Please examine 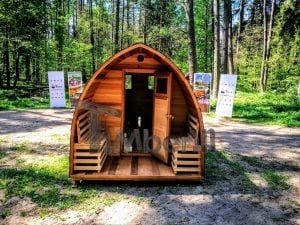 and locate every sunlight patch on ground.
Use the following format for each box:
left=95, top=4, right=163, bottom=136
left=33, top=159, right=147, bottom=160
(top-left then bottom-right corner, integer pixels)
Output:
left=248, top=172, right=268, bottom=188
left=180, top=194, right=214, bottom=205
left=96, top=200, right=148, bottom=225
